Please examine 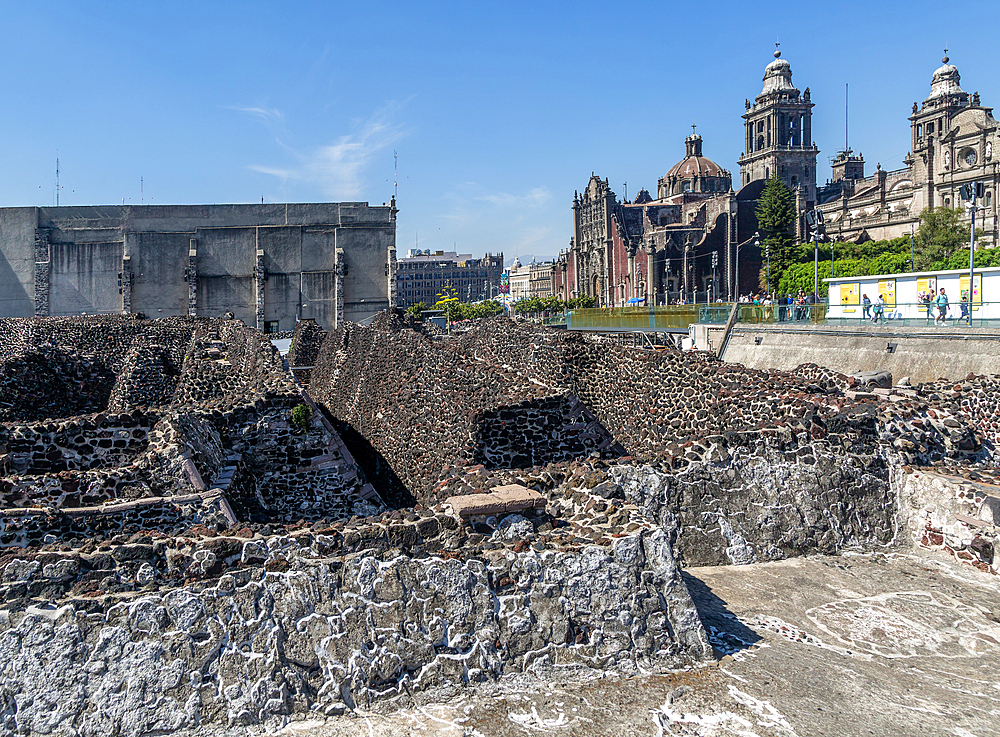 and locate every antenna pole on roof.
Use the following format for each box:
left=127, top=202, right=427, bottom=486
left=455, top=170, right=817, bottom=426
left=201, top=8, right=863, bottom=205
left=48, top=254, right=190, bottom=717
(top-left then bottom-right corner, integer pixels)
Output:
left=845, top=83, right=849, bottom=152
left=55, top=154, right=60, bottom=207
